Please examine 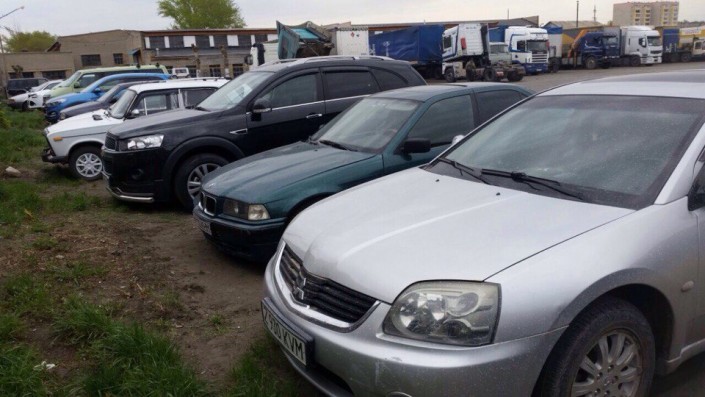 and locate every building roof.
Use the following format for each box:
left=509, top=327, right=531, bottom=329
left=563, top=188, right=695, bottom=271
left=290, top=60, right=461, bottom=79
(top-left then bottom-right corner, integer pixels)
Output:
left=142, top=28, right=276, bottom=36
left=544, top=20, right=604, bottom=29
